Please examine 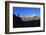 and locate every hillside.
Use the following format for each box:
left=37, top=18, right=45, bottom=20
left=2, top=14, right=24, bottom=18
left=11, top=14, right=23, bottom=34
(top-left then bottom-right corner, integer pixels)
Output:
left=13, top=14, right=40, bottom=28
